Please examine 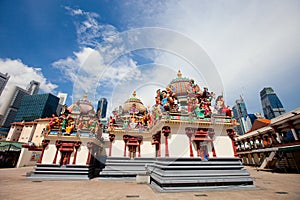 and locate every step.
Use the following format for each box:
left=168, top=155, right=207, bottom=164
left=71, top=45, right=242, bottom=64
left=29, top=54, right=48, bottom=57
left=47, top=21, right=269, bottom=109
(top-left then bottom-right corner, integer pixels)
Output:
left=33, top=170, right=89, bottom=175
left=150, top=181, right=255, bottom=193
